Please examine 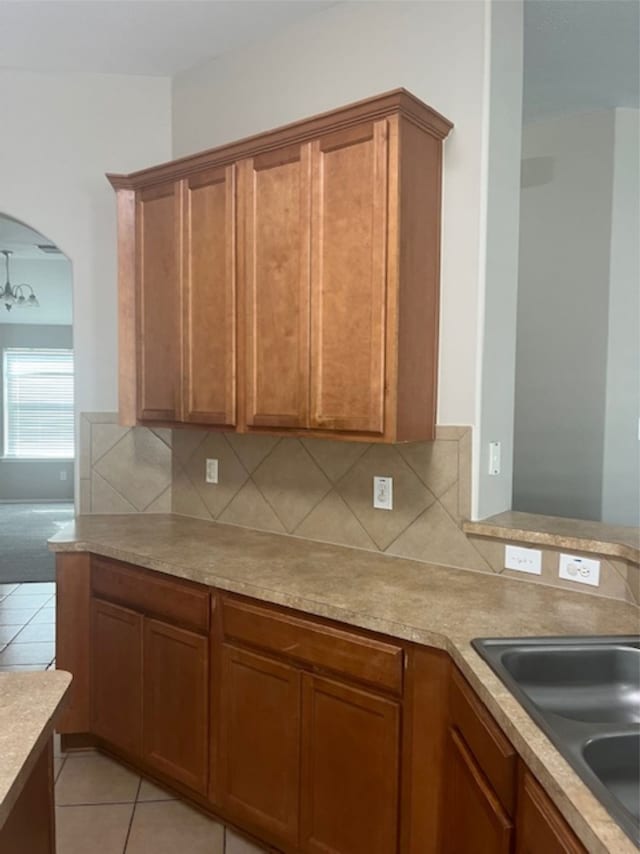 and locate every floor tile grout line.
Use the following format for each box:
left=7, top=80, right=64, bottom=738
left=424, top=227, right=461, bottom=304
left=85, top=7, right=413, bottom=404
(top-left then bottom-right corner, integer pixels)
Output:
left=57, top=799, right=140, bottom=808
left=122, top=778, right=143, bottom=853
